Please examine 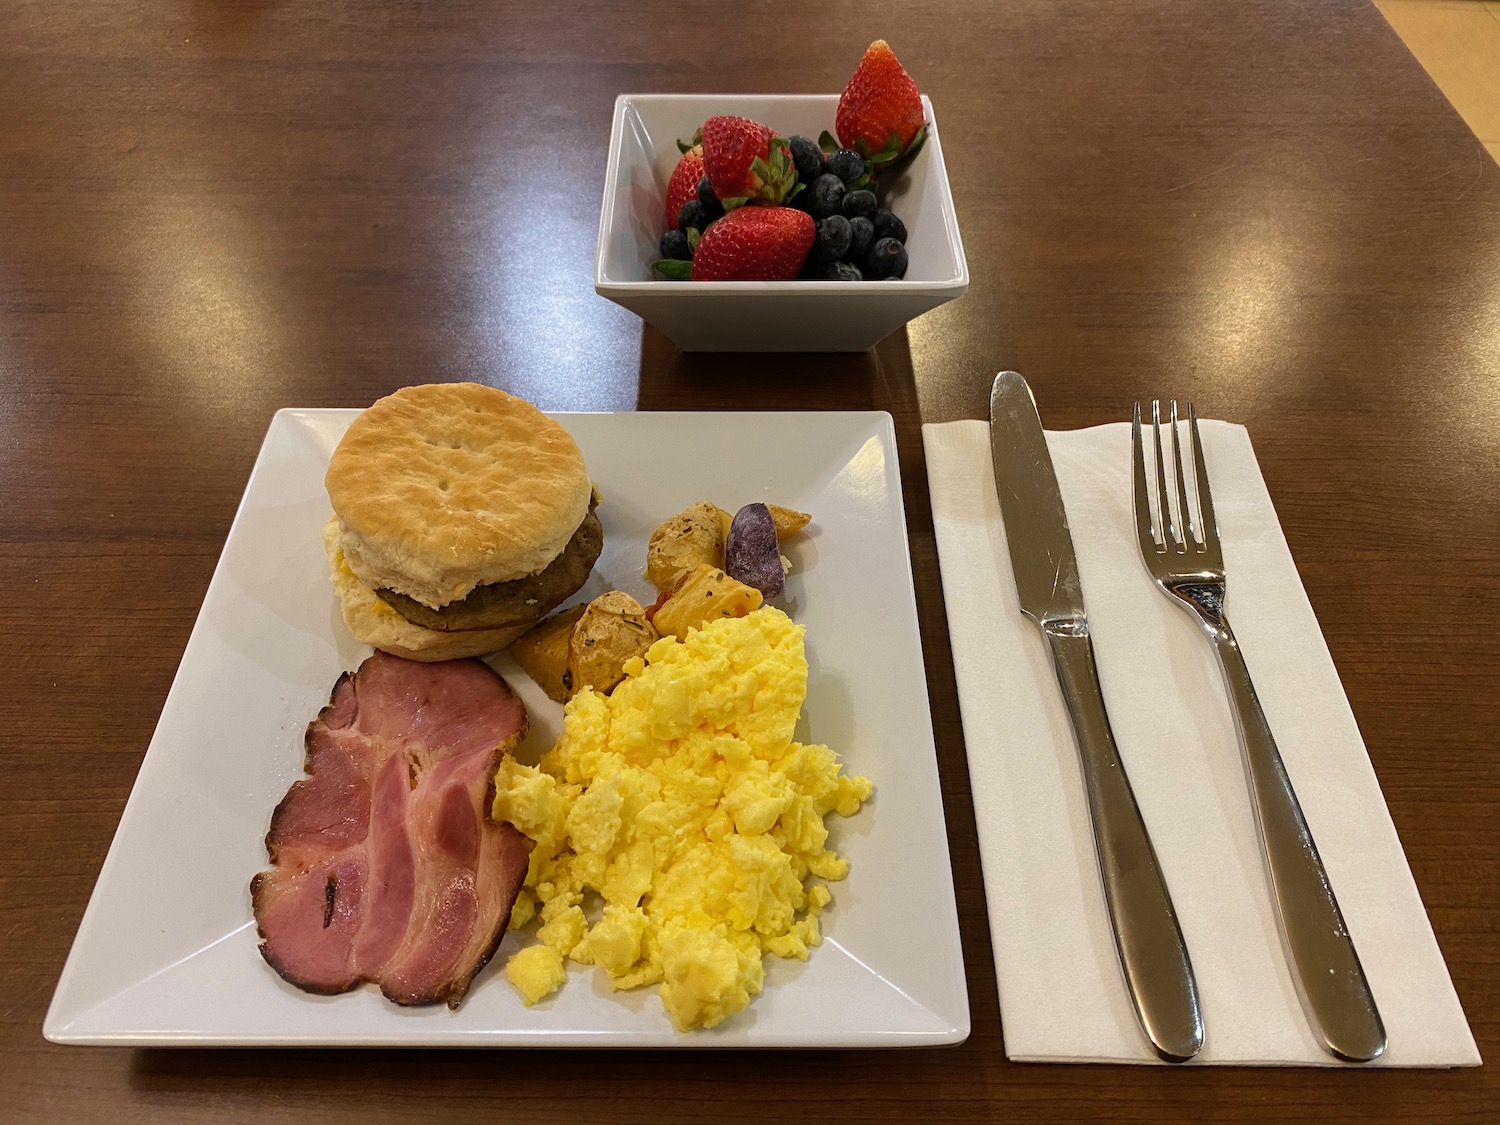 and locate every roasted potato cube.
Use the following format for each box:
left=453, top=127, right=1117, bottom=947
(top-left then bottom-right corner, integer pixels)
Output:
left=715, top=502, right=809, bottom=541
left=509, top=604, right=586, bottom=703
left=646, top=501, right=726, bottom=592
left=767, top=504, right=811, bottom=539
left=713, top=504, right=735, bottom=539
left=653, top=564, right=764, bottom=640
left=725, top=503, right=784, bottom=599
left=568, top=592, right=659, bottom=696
